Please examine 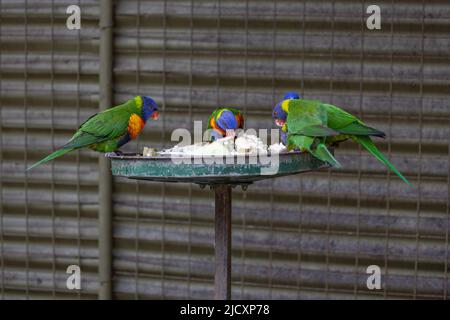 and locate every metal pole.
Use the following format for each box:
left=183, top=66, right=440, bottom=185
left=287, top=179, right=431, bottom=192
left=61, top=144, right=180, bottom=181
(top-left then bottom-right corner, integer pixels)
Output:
left=214, top=185, right=232, bottom=300
left=98, top=0, right=113, bottom=300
